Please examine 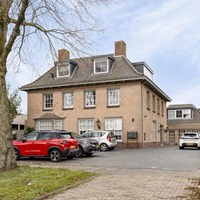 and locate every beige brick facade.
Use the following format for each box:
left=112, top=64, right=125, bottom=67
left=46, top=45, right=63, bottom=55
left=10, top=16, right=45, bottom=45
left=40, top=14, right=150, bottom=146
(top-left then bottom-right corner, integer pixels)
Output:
left=27, top=81, right=168, bottom=148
